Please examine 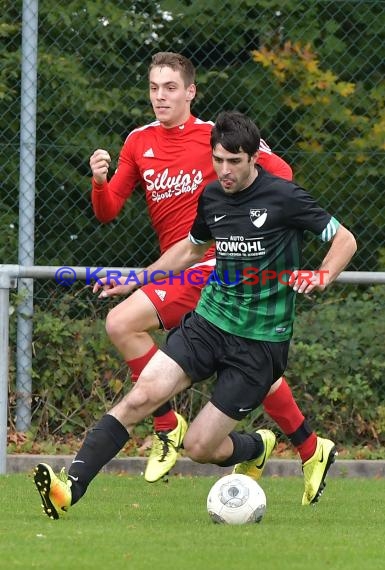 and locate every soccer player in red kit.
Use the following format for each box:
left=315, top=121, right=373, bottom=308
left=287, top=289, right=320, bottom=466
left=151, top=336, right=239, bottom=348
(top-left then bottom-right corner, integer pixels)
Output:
left=88, top=52, right=335, bottom=503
